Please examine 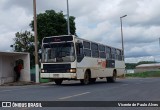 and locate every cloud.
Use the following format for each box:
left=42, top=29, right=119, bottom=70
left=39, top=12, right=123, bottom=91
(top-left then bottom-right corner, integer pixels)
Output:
left=0, top=31, right=15, bottom=51
left=0, top=1, right=32, bottom=52
left=125, top=56, right=157, bottom=63
left=0, top=0, right=160, bottom=63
